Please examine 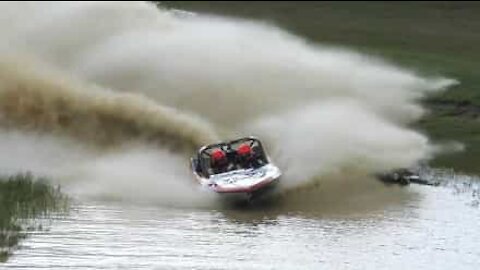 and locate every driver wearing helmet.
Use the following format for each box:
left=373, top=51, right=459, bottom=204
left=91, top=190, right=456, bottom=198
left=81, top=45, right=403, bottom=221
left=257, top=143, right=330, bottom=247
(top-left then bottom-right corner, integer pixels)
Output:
left=211, top=148, right=230, bottom=174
